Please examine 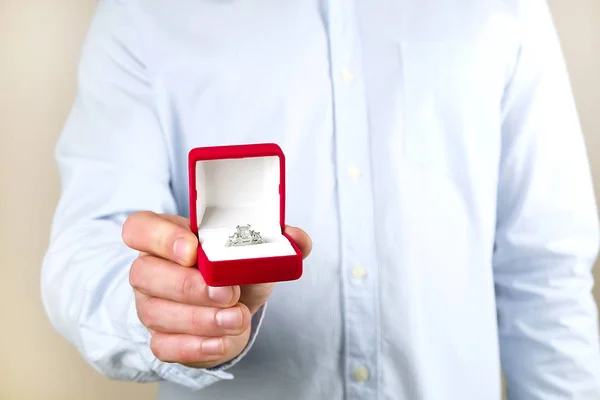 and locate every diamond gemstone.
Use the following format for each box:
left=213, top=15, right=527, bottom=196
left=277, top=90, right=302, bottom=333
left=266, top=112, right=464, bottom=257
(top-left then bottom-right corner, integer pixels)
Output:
left=238, top=225, right=251, bottom=239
